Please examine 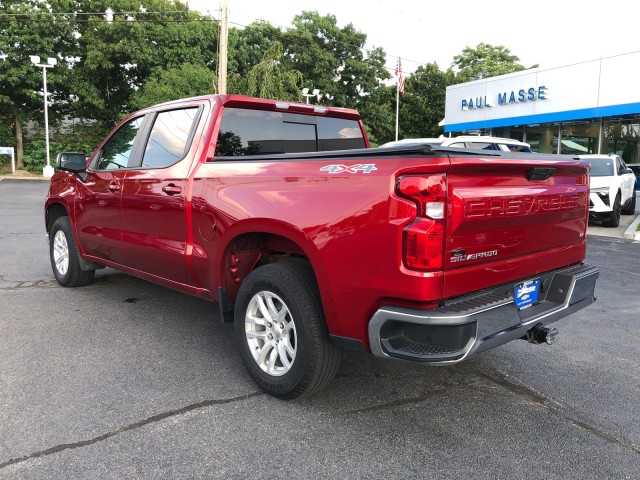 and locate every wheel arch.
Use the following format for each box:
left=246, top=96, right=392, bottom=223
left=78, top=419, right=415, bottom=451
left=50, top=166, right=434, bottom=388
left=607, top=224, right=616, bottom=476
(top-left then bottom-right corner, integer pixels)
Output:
left=215, top=221, right=337, bottom=331
left=46, top=202, right=69, bottom=234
